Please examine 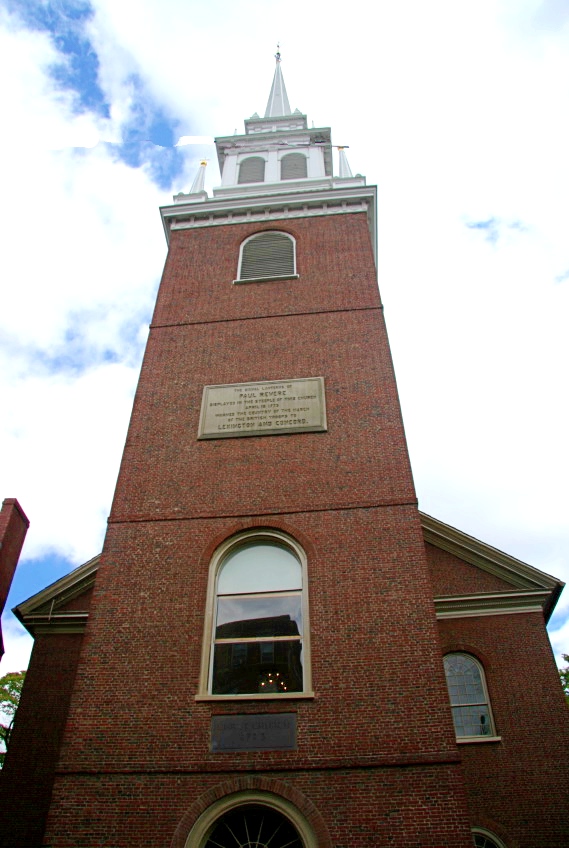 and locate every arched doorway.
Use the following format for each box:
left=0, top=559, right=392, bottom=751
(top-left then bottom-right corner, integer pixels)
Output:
left=202, top=803, right=303, bottom=847
left=184, top=791, right=318, bottom=848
